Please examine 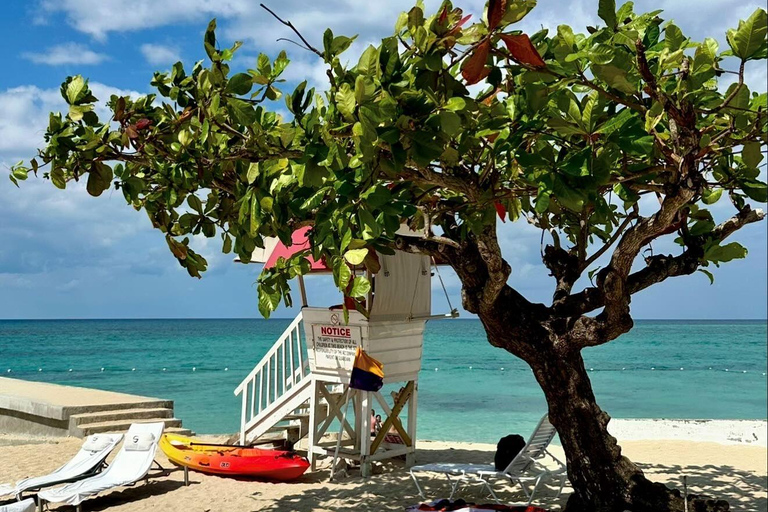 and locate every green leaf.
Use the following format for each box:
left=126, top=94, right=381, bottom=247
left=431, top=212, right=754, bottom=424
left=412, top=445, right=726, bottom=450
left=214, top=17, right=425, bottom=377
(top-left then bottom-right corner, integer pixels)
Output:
left=65, top=75, right=86, bottom=104
left=741, top=180, right=768, bottom=202
left=698, top=268, right=715, bottom=285
left=592, top=64, right=637, bottom=93
left=260, top=196, right=273, bottom=212
left=742, top=141, right=764, bottom=169
left=598, top=0, right=617, bottom=29
left=503, top=0, right=537, bottom=24
left=86, top=162, right=112, bottom=197
left=348, top=276, right=371, bottom=298
left=438, top=111, right=462, bottom=136
left=226, top=73, right=253, bottom=95
left=726, top=8, right=768, bottom=60
left=226, top=97, right=257, bottom=125
left=446, top=97, right=467, bottom=111
left=704, top=242, right=748, bottom=266
left=247, top=163, right=259, bottom=184
left=664, top=23, right=684, bottom=51
left=344, top=248, right=369, bottom=265
left=335, top=83, right=356, bottom=120
left=701, top=188, right=722, bottom=205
